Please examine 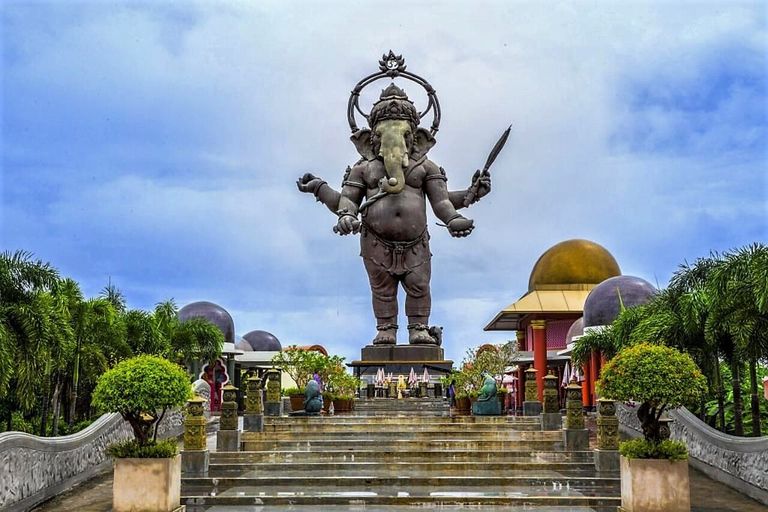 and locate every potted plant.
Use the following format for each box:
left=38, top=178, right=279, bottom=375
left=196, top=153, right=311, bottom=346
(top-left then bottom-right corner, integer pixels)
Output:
left=92, top=355, right=192, bottom=512
left=596, top=343, right=707, bottom=512
left=282, top=386, right=305, bottom=412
